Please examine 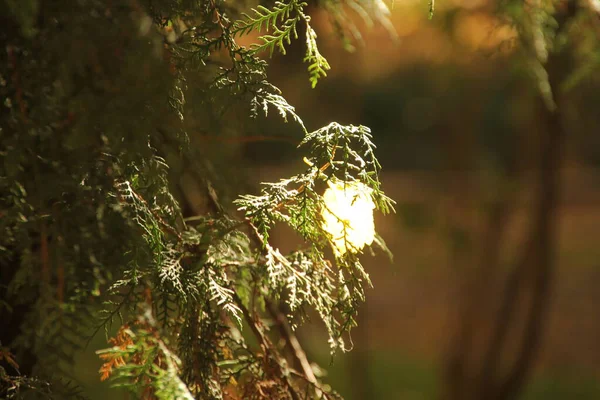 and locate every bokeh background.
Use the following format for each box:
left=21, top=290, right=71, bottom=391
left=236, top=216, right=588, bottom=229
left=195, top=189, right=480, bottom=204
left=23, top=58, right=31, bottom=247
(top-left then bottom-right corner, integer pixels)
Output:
left=75, top=1, right=600, bottom=398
